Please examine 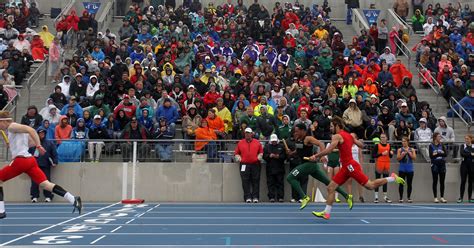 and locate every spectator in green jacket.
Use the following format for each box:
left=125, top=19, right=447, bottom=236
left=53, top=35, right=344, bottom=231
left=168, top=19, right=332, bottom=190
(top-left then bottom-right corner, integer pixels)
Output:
left=411, top=9, right=425, bottom=32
